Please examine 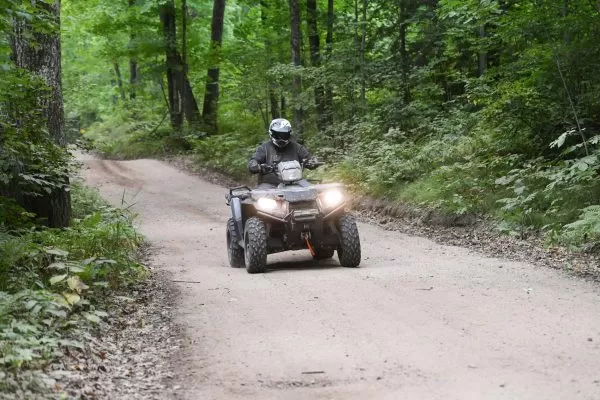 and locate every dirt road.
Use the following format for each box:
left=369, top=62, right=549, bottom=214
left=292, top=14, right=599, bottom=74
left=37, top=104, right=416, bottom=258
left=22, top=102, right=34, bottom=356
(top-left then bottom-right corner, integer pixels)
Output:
left=81, top=155, right=600, bottom=400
